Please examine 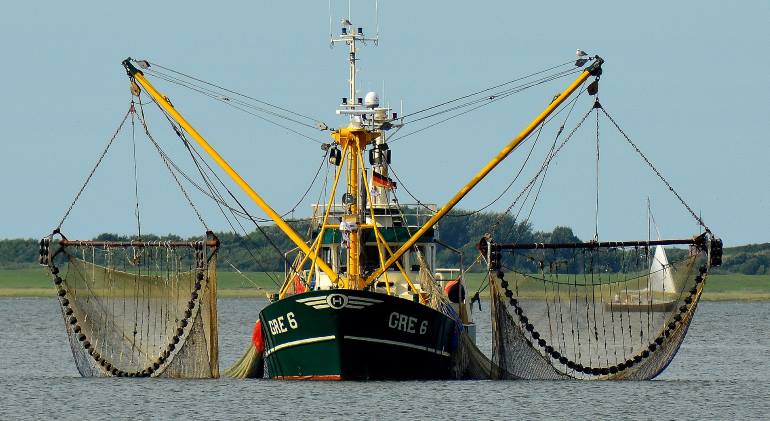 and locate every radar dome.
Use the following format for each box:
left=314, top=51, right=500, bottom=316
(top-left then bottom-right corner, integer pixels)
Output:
left=364, top=91, right=379, bottom=109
